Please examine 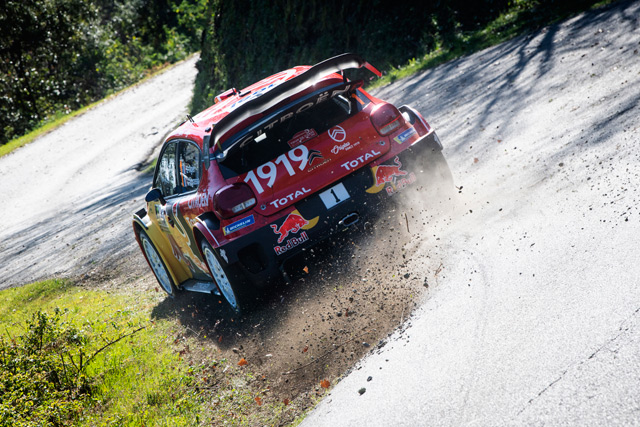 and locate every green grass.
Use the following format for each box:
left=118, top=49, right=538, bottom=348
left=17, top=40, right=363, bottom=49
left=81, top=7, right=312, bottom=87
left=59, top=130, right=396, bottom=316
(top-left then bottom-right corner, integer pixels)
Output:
left=0, top=279, right=202, bottom=426
left=370, top=0, right=616, bottom=89
left=0, top=279, right=296, bottom=426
